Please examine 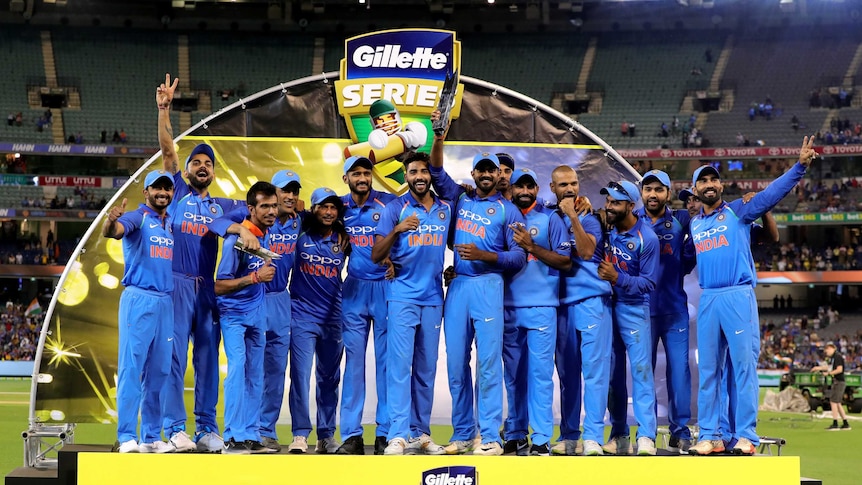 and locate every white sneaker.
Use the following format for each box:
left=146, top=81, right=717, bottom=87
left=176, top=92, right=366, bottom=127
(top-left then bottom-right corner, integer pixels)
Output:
left=637, top=437, right=657, bottom=456
left=583, top=440, right=604, bottom=456
left=405, top=434, right=446, bottom=455
left=384, top=437, right=407, bottom=455
left=169, top=430, right=197, bottom=452
left=194, top=431, right=224, bottom=453
left=117, top=439, right=139, bottom=453
left=315, top=437, right=340, bottom=454
left=473, top=441, right=504, bottom=456
left=288, top=436, right=308, bottom=454
left=139, top=441, right=176, bottom=453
